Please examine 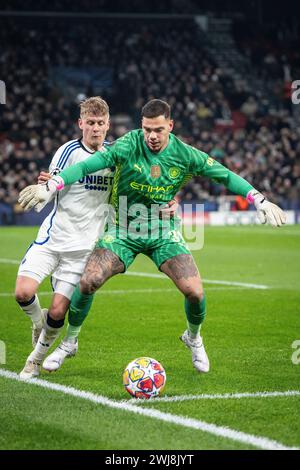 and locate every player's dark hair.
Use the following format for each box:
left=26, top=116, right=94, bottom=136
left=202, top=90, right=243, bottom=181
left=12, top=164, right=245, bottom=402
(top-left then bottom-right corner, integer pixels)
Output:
left=141, top=99, right=171, bottom=119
